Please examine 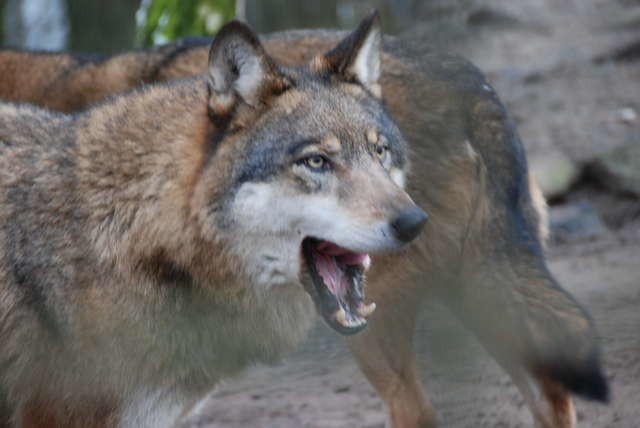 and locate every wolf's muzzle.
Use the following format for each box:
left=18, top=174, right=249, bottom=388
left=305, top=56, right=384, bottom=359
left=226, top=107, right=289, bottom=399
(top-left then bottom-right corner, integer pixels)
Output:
left=391, top=206, right=428, bottom=243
